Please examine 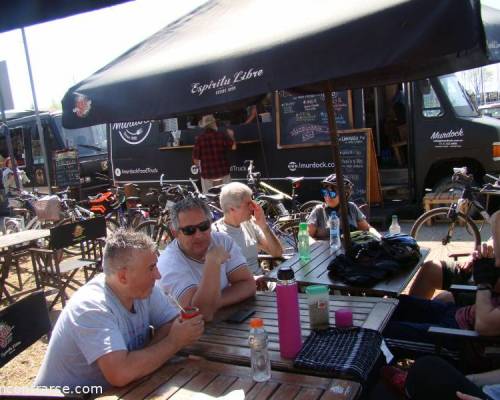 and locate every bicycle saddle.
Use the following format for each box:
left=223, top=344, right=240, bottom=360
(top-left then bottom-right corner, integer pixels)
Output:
left=286, top=176, right=304, bottom=184
left=258, top=194, right=285, bottom=202
left=208, top=185, right=224, bottom=194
